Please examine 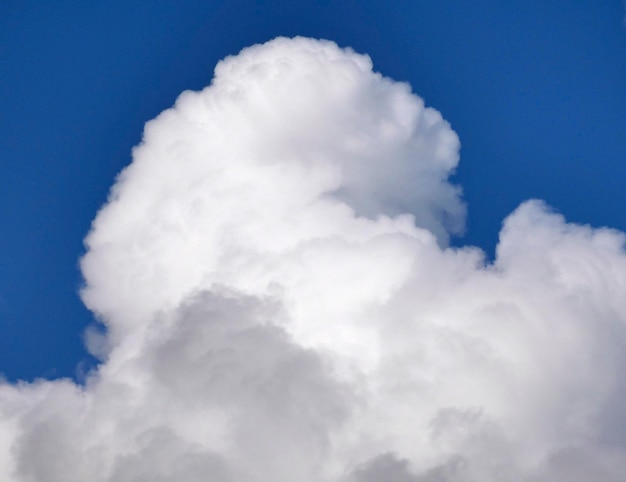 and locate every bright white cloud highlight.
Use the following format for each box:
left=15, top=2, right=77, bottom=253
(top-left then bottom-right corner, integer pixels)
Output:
left=2, top=37, right=626, bottom=481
